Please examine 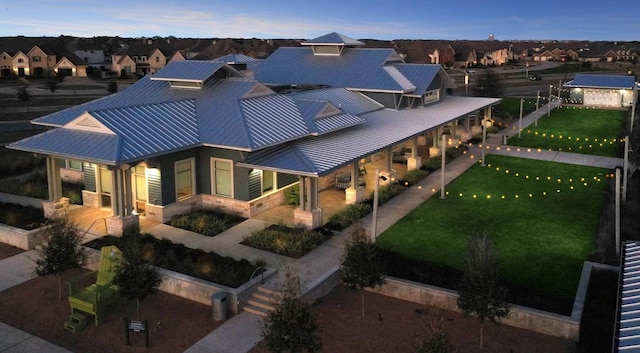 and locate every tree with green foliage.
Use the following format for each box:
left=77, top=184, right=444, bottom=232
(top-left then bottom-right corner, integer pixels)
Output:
left=15, top=86, right=30, bottom=103
left=340, top=227, right=385, bottom=317
left=35, top=218, right=87, bottom=301
left=107, top=80, right=118, bottom=94
left=44, top=70, right=60, bottom=93
left=112, top=234, right=163, bottom=320
left=456, top=233, right=510, bottom=349
left=474, top=70, right=504, bottom=98
left=262, top=296, right=322, bottom=353
left=262, top=263, right=322, bottom=353
left=413, top=311, right=451, bottom=353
